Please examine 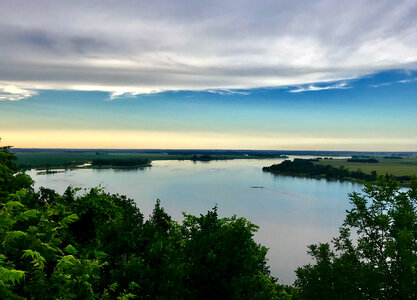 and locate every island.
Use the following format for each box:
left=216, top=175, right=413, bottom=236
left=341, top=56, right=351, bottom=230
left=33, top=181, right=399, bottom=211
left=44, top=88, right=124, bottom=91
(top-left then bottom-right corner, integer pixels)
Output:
left=263, top=158, right=416, bottom=186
